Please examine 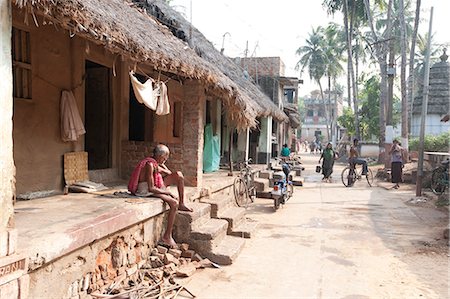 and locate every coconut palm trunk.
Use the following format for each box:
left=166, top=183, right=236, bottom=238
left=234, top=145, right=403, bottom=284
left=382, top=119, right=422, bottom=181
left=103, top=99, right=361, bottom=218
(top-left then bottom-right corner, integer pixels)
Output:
left=408, top=0, right=421, bottom=141
left=363, top=0, right=394, bottom=163
left=399, top=0, right=408, bottom=151
left=343, top=0, right=360, bottom=140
